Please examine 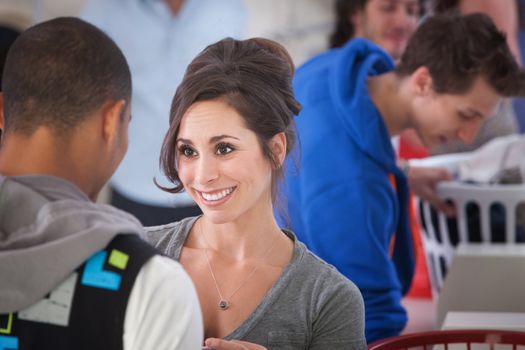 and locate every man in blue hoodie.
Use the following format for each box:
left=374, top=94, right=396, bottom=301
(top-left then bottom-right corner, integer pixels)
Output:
left=281, top=13, right=525, bottom=342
